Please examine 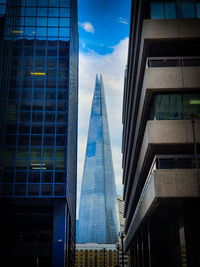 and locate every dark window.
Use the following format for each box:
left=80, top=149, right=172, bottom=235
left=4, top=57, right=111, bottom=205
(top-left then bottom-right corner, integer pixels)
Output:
left=56, top=124, right=67, bottom=134
left=18, top=135, right=29, bottom=146
left=28, top=184, right=39, bottom=196
left=15, top=184, right=26, bottom=196
left=20, top=112, right=31, bottom=122
left=31, top=124, right=43, bottom=134
left=1, top=184, right=13, bottom=196
left=35, top=57, right=45, bottom=67
left=29, top=172, right=40, bottom=183
left=44, top=124, right=55, bottom=134
left=6, top=135, right=16, bottom=145
left=41, top=184, right=52, bottom=196
left=15, top=172, right=27, bottom=183
left=54, top=184, right=65, bottom=196
left=20, top=100, right=32, bottom=110
left=45, top=101, right=56, bottom=111
left=32, top=100, right=44, bottom=110
left=46, top=79, right=56, bottom=88
left=180, top=0, right=195, bottom=18
left=21, top=88, right=32, bottom=98
left=17, top=147, right=28, bottom=158
left=45, top=112, right=55, bottom=122
left=58, top=79, right=68, bottom=89
left=47, top=57, right=57, bottom=67
left=57, top=101, right=67, bottom=110
left=19, top=123, right=30, bottom=134
left=7, top=123, right=17, bottom=134
left=55, top=172, right=66, bottom=183
left=42, top=172, right=53, bottom=183
left=36, top=48, right=46, bottom=56
left=57, top=112, right=67, bottom=122
left=2, top=171, right=14, bottom=183
left=45, top=90, right=56, bottom=99
left=31, top=135, right=42, bottom=146
left=43, top=135, right=54, bottom=146
left=32, top=112, right=43, bottom=122
left=56, top=135, right=66, bottom=146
